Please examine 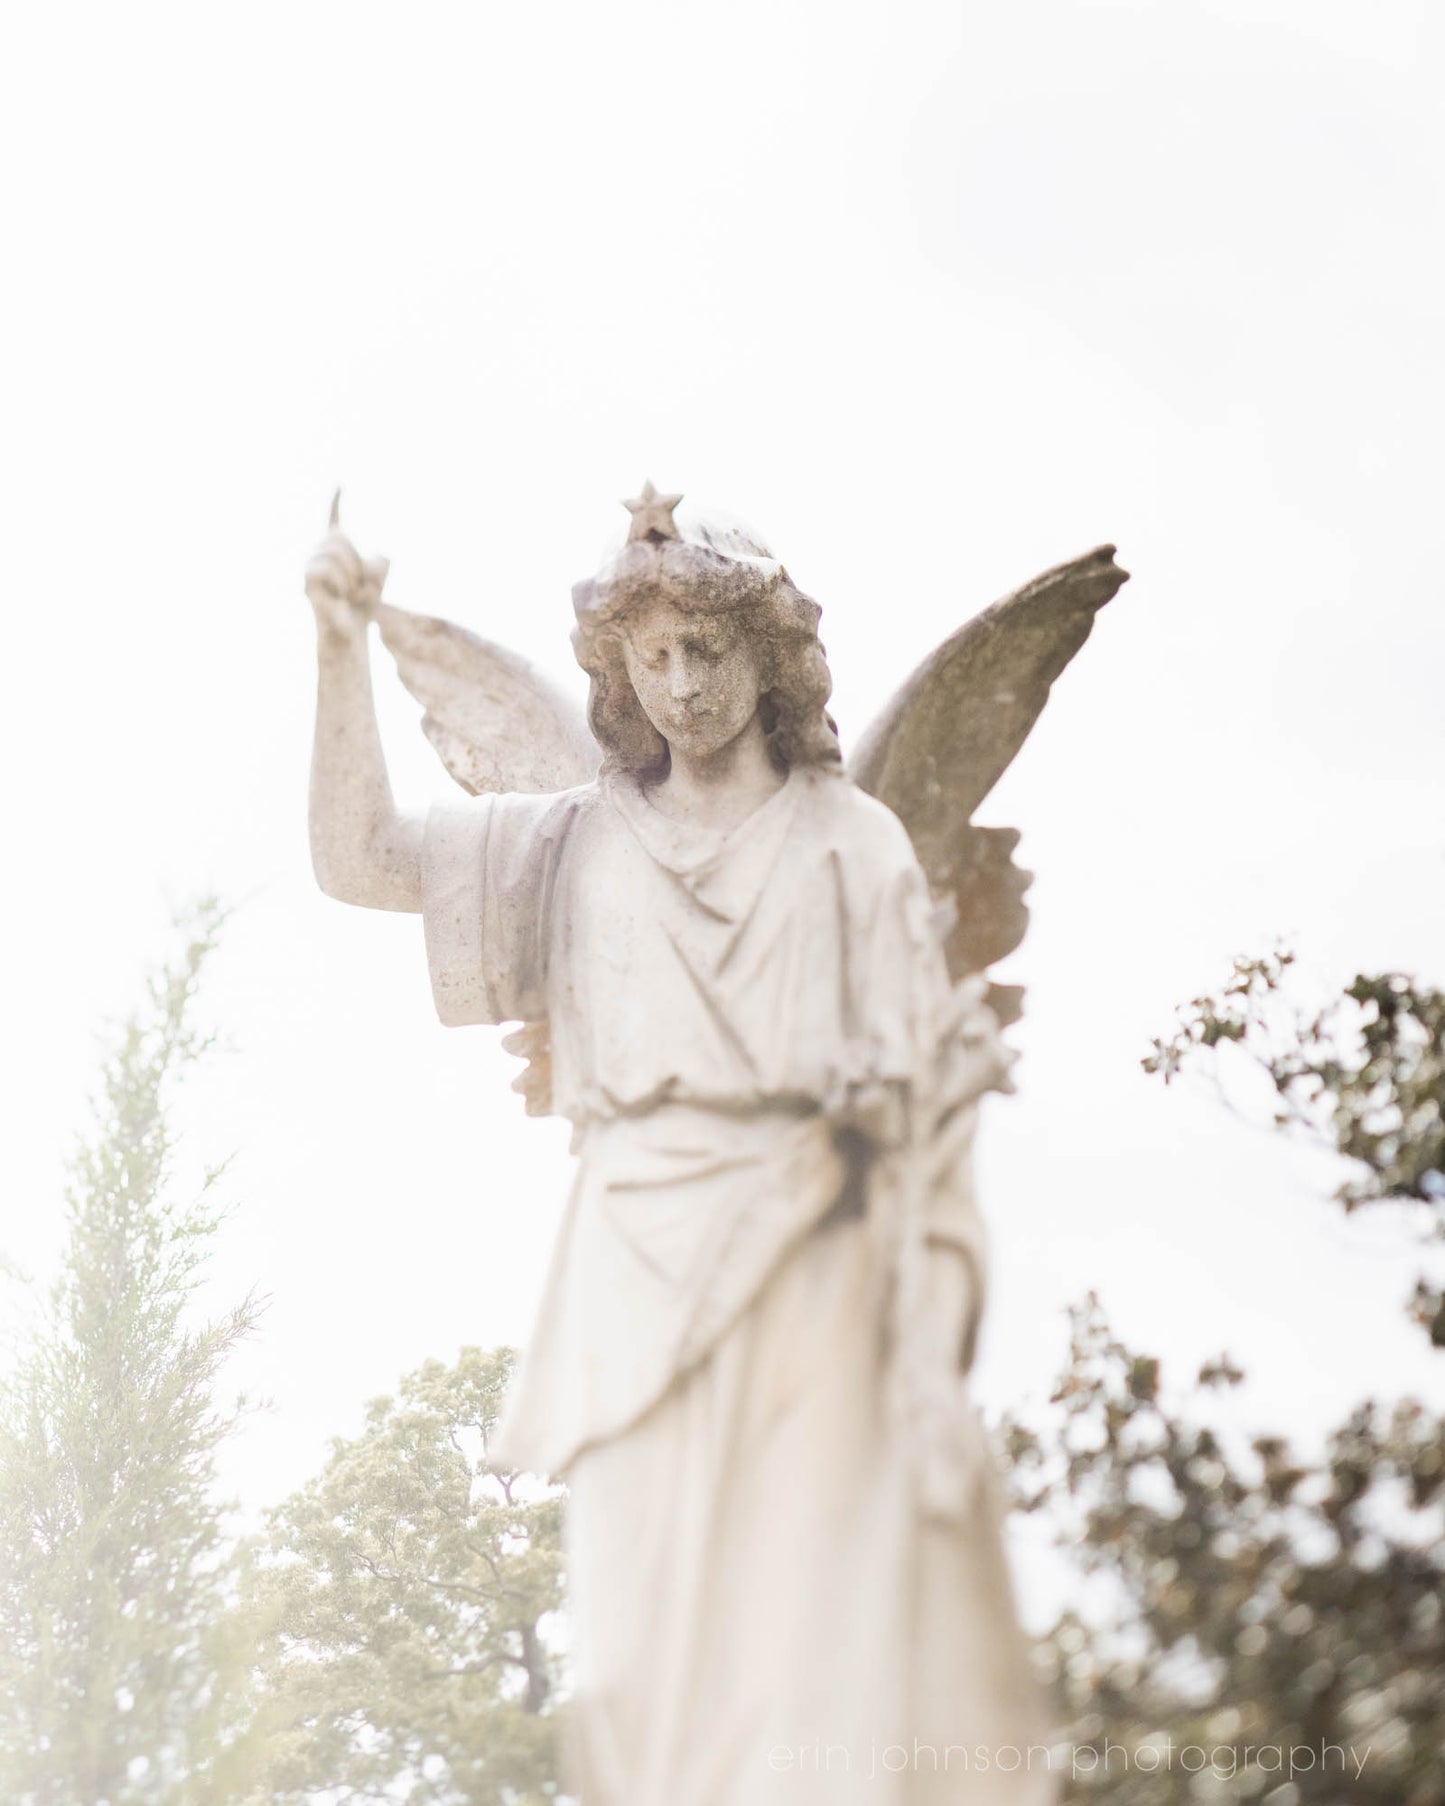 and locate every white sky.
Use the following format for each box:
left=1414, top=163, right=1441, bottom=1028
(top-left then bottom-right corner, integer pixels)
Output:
left=2, top=0, right=1442, bottom=1617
